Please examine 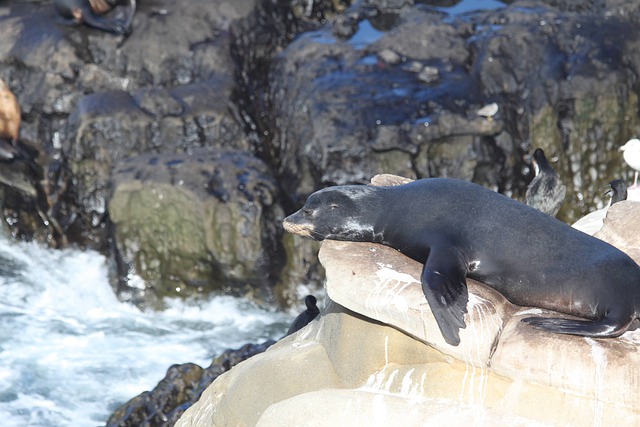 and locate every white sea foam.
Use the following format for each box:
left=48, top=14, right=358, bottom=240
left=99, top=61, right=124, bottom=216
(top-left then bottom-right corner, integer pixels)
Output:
left=0, top=235, right=292, bottom=426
